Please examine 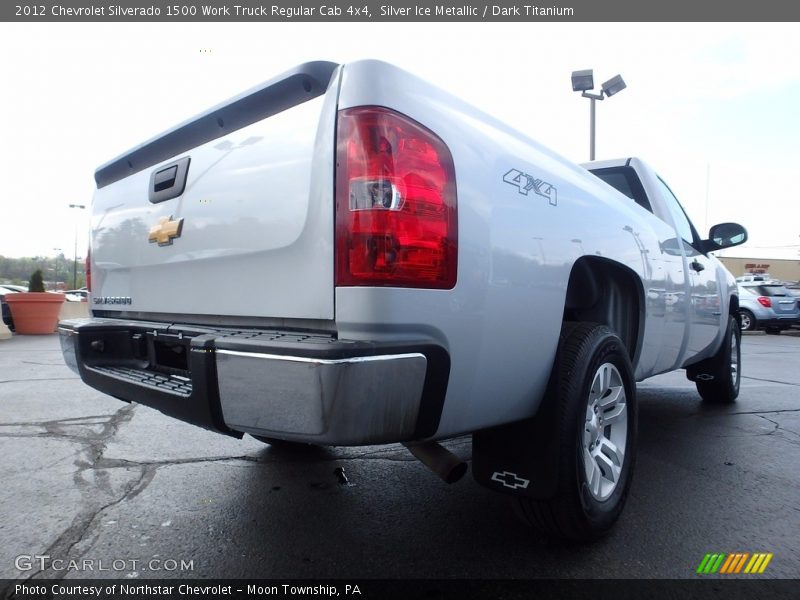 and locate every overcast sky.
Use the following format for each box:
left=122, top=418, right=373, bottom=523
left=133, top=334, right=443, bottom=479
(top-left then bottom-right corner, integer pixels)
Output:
left=1, top=22, right=798, bottom=261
